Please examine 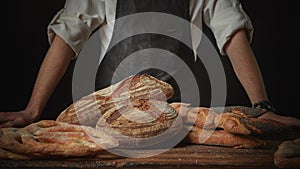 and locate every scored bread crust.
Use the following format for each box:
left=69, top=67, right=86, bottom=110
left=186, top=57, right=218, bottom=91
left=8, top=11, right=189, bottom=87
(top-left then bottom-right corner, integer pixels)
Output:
left=0, top=120, right=119, bottom=159
left=170, top=103, right=287, bottom=136
left=96, top=99, right=182, bottom=148
left=185, top=126, right=266, bottom=149
left=56, top=75, right=174, bottom=127
left=97, top=100, right=179, bottom=137
left=54, top=75, right=181, bottom=148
